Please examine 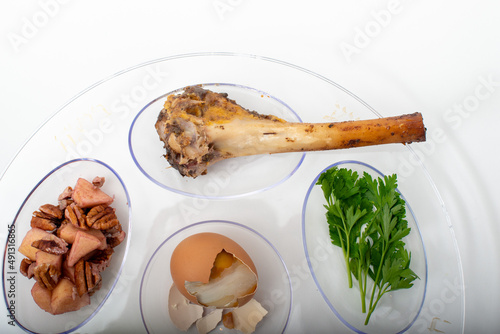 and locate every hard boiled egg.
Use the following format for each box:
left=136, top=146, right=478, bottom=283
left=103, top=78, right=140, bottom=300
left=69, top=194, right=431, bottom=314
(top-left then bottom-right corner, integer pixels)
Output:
left=170, top=232, right=258, bottom=308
